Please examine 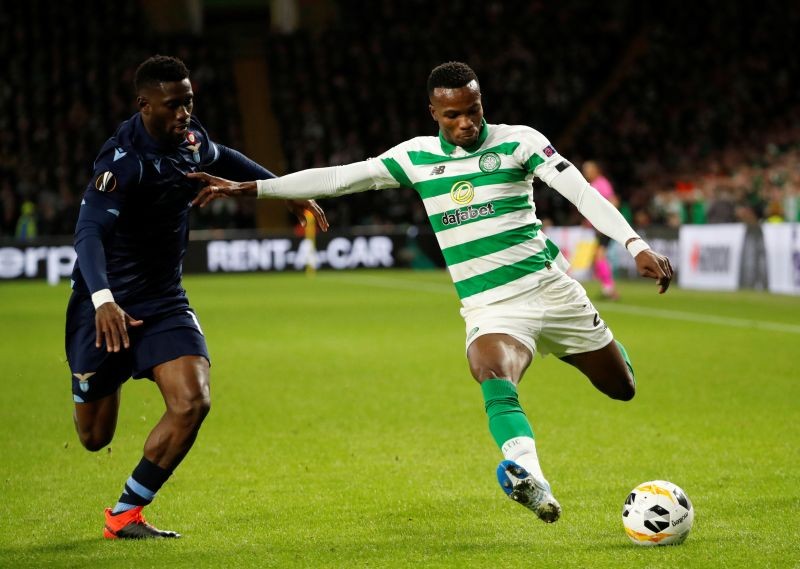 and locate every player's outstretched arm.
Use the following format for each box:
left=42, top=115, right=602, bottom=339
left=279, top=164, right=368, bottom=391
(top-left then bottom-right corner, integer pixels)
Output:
left=541, top=161, right=674, bottom=294
left=188, top=172, right=329, bottom=230
left=190, top=160, right=386, bottom=225
left=203, top=145, right=329, bottom=231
